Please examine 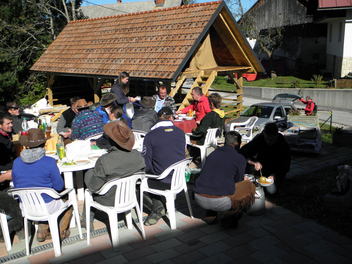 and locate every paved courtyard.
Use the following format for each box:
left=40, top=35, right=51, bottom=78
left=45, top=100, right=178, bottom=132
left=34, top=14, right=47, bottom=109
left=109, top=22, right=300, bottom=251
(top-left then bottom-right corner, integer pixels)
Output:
left=1, top=143, right=352, bottom=263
